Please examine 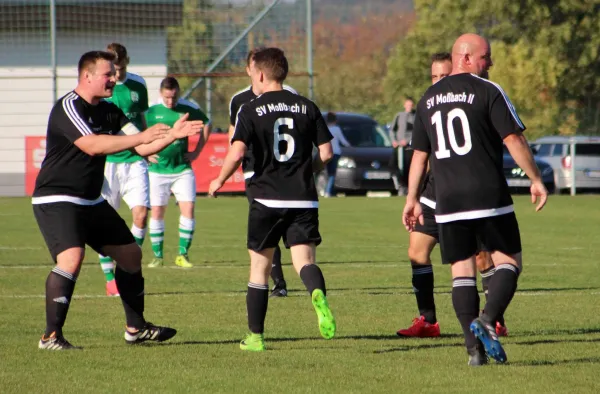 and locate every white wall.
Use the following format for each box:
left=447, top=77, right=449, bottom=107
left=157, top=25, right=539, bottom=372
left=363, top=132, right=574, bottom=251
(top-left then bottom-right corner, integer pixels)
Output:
left=0, top=31, right=168, bottom=196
